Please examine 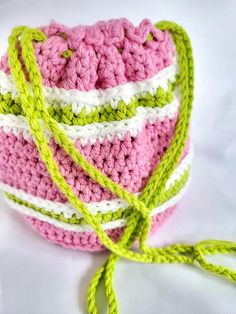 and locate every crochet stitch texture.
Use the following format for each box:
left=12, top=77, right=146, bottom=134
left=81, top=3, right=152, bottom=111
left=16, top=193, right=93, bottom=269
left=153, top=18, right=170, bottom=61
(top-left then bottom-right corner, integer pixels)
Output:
left=0, top=19, right=235, bottom=313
